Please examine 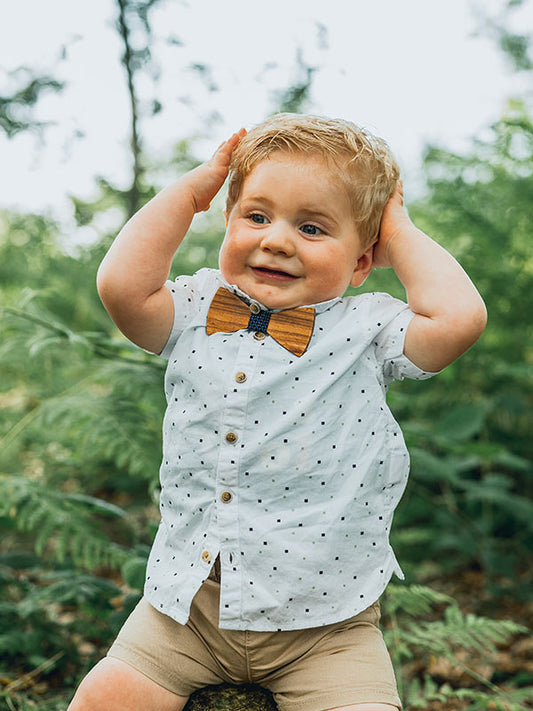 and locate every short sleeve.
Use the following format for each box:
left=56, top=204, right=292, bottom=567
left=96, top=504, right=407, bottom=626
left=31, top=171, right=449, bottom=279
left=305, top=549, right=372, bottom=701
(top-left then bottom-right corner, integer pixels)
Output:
left=370, top=295, right=440, bottom=384
left=157, top=269, right=218, bottom=360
